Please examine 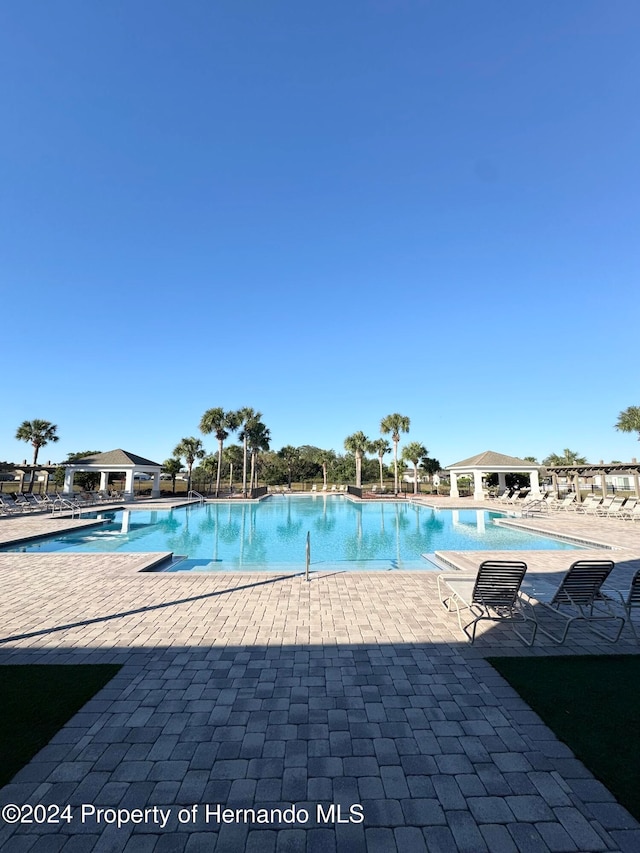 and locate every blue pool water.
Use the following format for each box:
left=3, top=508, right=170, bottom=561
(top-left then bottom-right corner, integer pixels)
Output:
left=3, top=497, right=580, bottom=571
